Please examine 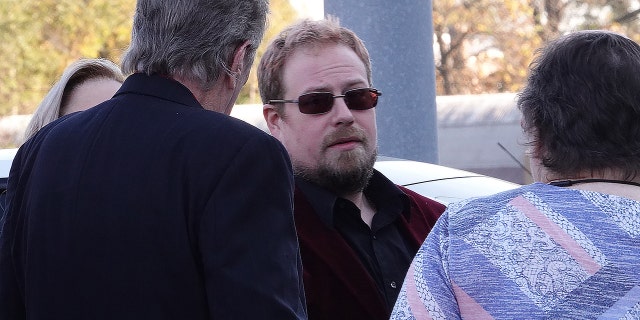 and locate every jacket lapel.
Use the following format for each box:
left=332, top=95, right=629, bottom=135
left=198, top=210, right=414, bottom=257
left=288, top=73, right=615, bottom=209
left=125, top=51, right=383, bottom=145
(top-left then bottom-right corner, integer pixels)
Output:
left=294, top=188, right=388, bottom=317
